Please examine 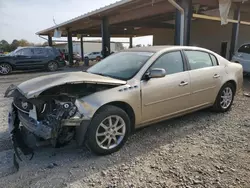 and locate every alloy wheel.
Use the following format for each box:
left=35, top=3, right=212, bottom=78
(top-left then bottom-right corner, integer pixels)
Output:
left=96, top=115, right=126, bottom=150
left=48, top=62, right=58, bottom=71
left=0, top=63, right=11, bottom=75
left=220, top=87, right=233, bottom=109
